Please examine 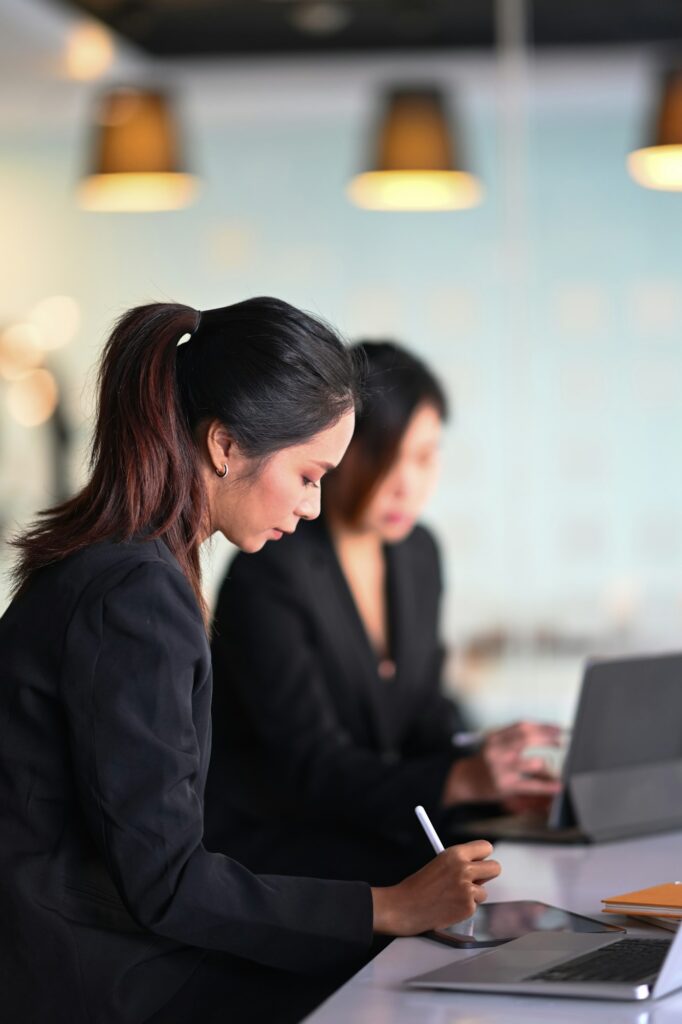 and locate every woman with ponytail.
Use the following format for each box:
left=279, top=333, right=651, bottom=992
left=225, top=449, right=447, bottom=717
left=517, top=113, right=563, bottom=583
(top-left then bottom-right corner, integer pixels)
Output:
left=0, top=298, right=500, bottom=1024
